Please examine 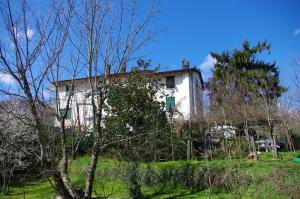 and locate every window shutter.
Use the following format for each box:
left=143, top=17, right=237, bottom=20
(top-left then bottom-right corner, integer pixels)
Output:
left=166, top=96, right=175, bottom=110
